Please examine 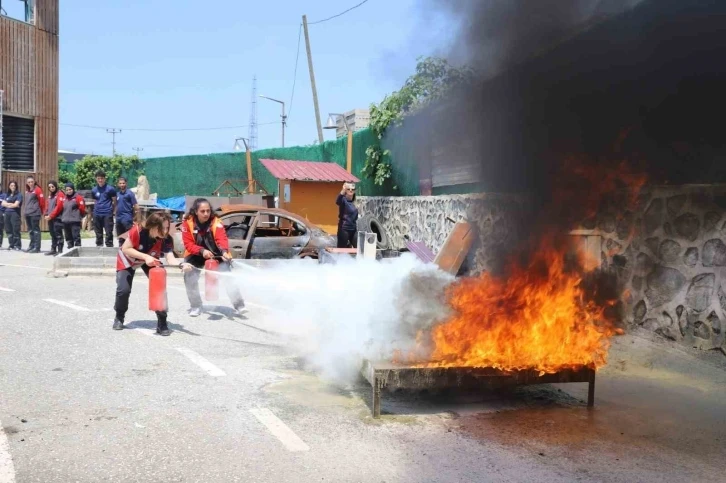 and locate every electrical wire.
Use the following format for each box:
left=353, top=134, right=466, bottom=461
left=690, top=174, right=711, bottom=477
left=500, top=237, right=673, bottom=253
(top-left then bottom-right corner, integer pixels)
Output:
left=287, top=23, right=303, bottom=120
left=60, top=121, right=279, bottom=132
left=308, top=0, right=370, bottom=25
